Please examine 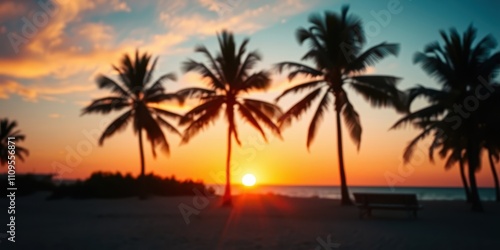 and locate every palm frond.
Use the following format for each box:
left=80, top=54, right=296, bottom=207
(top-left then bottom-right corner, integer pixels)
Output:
left=307, top=91, right=330, bottom=148
left=390, top=105, right=445, bottom=130
left=135, top=102, right=170, bottom=157
left=402, top=125, right=435, bottom=163
left=143, top=57, right=158, bottom=85
left=242, top=100, right=282, bottom=139
left=237, top=104, right=267, bottom=141
left=180, top=97, right=225, bottom=125
left=444, top=150, right=461, bottom=170
left=345, top=43, right=399, bottom=74
left=239, top=71, right=270, bottom=92
left=182, top=60, right=226, bottom=90
left=236, top=51, right=262, bottom=81
left=82, top=97, right=130, bottom=115
left=176, top=87, right=215, bottom=100
left=96, top=75, right=130, bottom=97
left=181, top=102, right=223, bottom=144
left=275, top=80, right=324, bottom=101
left=342, top=102, right=362, bottom=149
left=156, top=116, right=182, bottom=137
left=274, top=62, right=323, bottom=80
left=278, top=88, right=323, bottom=127
left=350, top=82, right=397, bottom=109
left=145, top=92, right=182, bottom=104
left=194, top=45, right=225, bottom=82
left=99, top=110, right=133, bottom=145
left=244, top=99, right=283, bottom=118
